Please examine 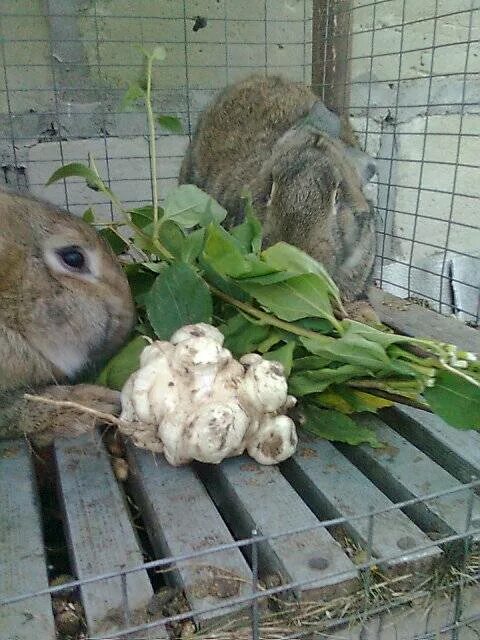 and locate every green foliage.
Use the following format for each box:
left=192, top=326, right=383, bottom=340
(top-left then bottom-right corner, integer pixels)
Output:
left=302, top=404, right=382, bottom=447
left=45, top=43, right=480, bottom=447
left=164, top=185, right=227, bottom=228
left=46, top=163, right=104, bottom=192
left=98, top=227, right=129, bottom=255
left=263, top=341, right=296, bottom=376
left=423, top=370, right=480, bottom=429
left=156, top=115, right=183, bottom=133
left=97, top=335, right=150, bottom=391
left=146, top=262, right=212, bottom=339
